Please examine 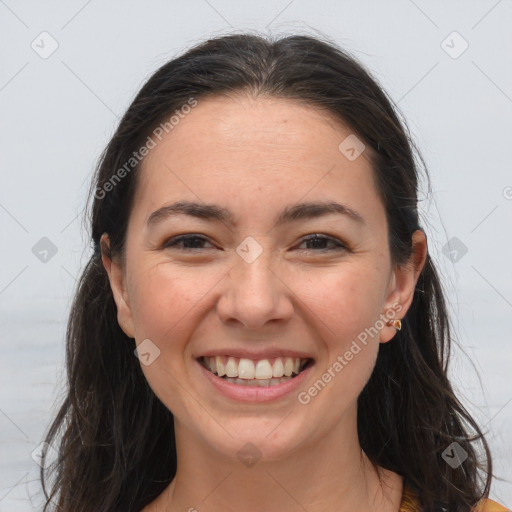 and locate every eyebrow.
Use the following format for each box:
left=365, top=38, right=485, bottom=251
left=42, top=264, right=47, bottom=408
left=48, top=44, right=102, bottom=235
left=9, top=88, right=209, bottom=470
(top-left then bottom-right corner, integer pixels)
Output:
left=146, top=200, right=366, bottom=229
